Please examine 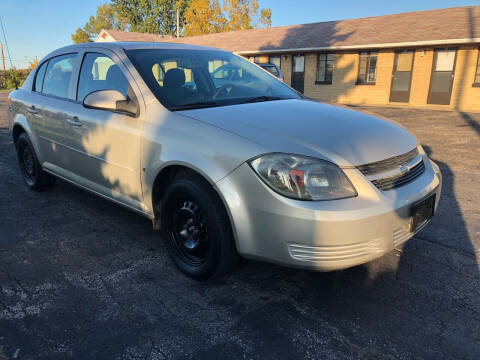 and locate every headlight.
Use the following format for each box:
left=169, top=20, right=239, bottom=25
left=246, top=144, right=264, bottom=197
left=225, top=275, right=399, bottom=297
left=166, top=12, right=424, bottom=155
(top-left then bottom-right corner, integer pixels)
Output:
left=249, top=153, right=357, bottom=201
